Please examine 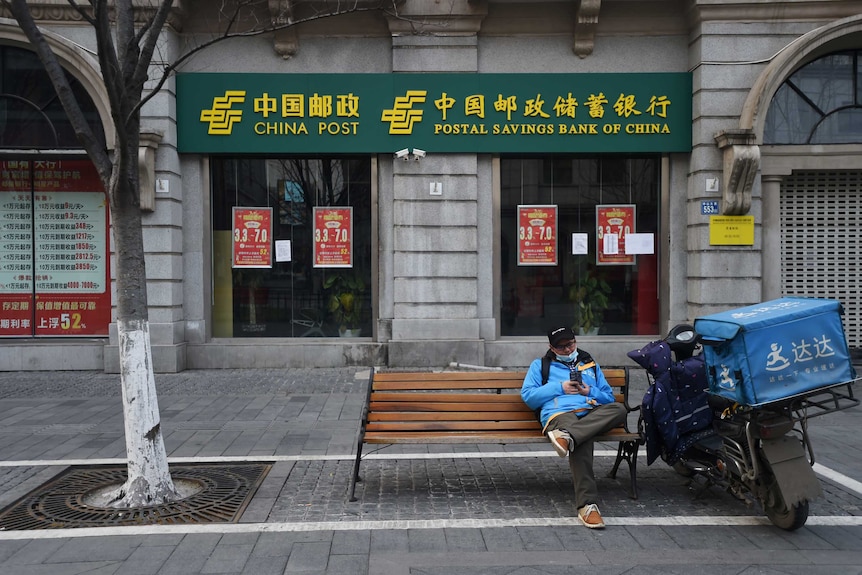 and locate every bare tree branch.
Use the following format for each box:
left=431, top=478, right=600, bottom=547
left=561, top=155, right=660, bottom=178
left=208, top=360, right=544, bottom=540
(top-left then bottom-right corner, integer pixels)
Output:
left=66, top=0, right=95, bottom=25
left=134, top=0, right=401, bottom=115
left=130, top=1, right=173, bottom=124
